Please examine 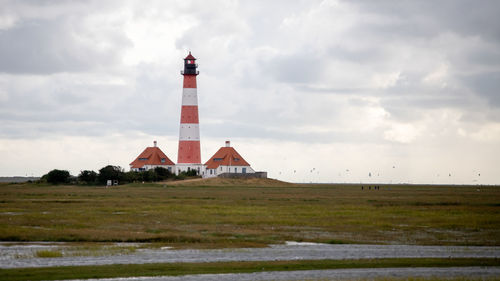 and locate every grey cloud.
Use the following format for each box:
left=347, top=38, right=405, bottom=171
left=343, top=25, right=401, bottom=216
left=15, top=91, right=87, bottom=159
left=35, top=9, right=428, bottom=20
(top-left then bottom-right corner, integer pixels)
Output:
left=327, top=46, right=386, bottom=64
left=0, top=18, right=130, bottom=74
left=461, top=71, right=500, bottom=107
left=261, top=52, right=325, bottom=84
left=202, top=121, right=385, bottom=145
left=0, top=68, right=181, bottom=138
left=348, top=0, right=500, bottom=42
